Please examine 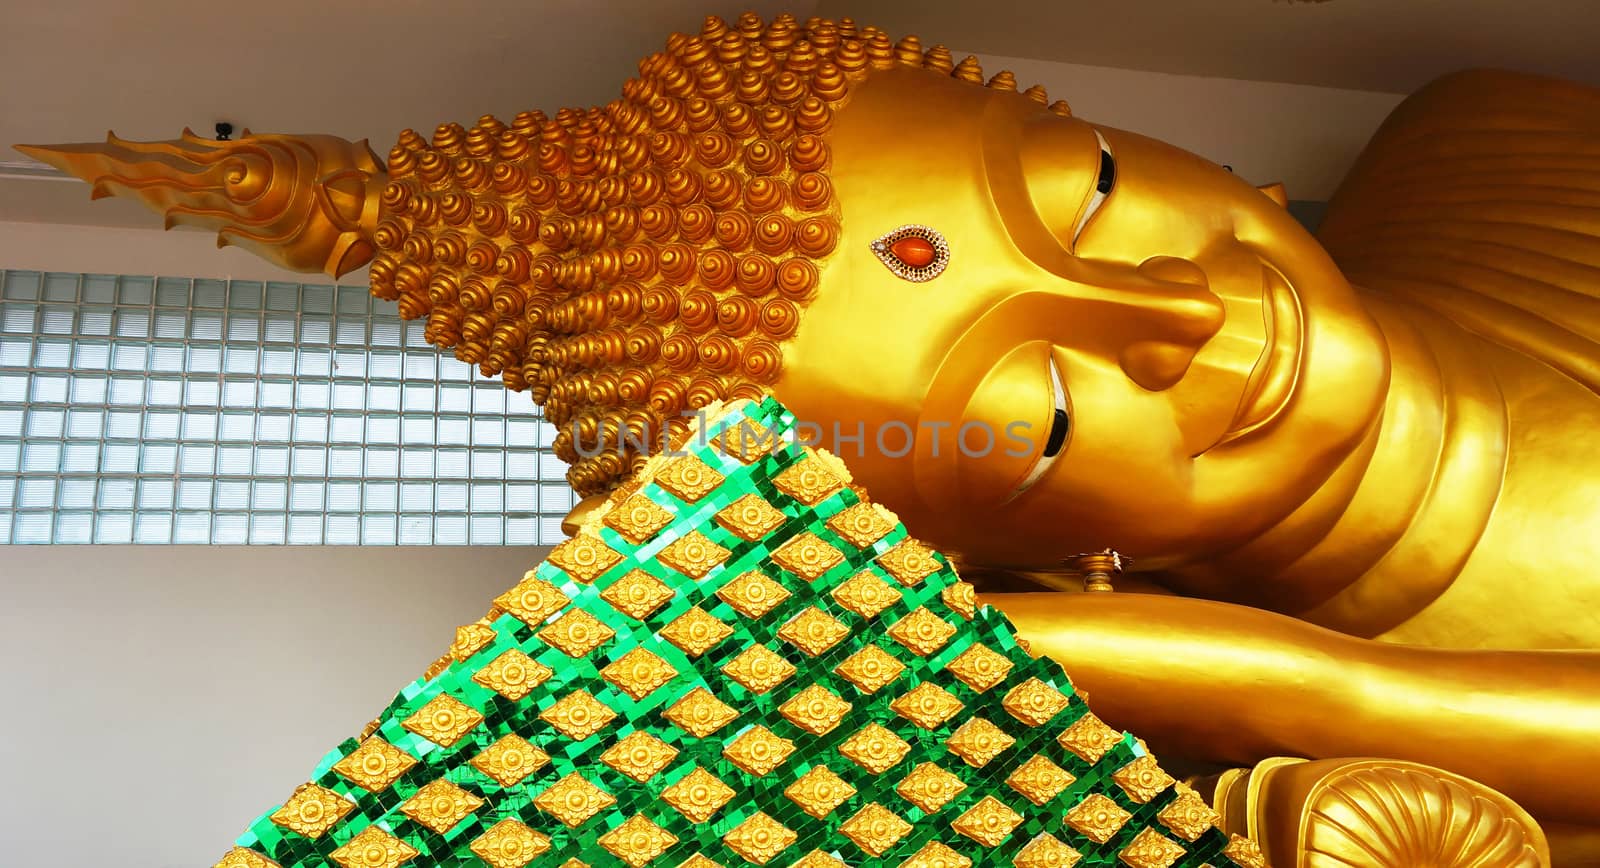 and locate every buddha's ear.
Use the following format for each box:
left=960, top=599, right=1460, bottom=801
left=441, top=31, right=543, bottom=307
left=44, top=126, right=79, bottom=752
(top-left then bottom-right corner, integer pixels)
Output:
left=1256, top=182, right=1289, bottom=207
